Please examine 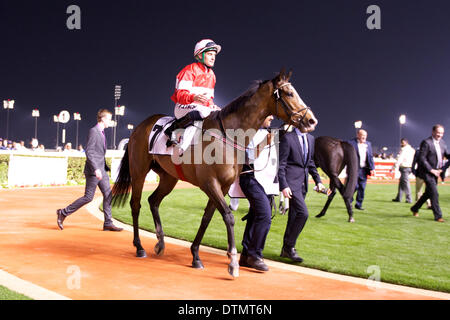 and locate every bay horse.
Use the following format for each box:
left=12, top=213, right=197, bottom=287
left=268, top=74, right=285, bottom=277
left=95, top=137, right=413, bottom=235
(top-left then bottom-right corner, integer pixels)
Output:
left=111, top=69, right=318, bottom=278
left=313, top=136, right=358, bottom=223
